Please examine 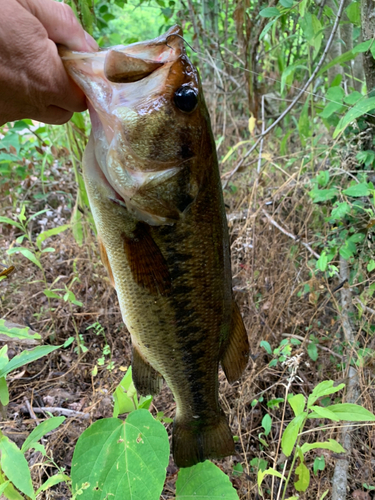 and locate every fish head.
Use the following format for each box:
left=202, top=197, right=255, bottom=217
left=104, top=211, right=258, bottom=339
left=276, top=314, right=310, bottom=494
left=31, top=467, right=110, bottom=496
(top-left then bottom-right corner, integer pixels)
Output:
left=60, top=26, right=215, bottom=225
